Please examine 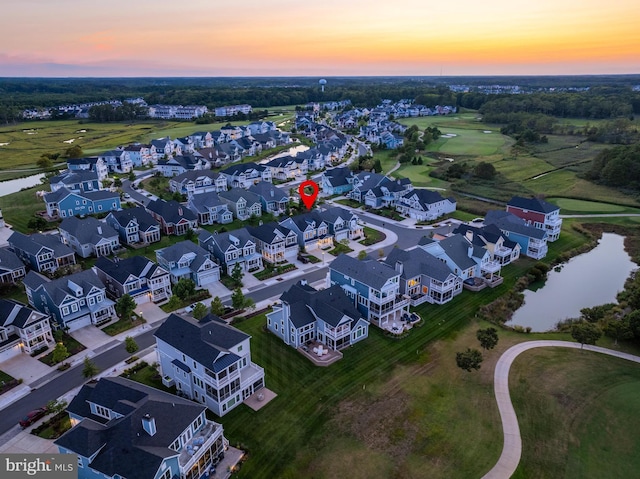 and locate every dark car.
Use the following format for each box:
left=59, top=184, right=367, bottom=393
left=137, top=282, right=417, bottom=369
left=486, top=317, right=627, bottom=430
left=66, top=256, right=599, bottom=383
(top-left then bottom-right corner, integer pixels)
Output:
left=19, top=407, right=48, bottom=428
